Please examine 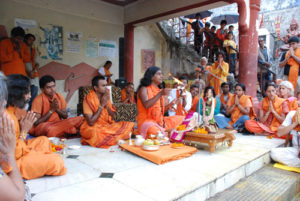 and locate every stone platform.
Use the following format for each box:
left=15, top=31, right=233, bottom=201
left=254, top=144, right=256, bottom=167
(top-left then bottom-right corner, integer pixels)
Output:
left=28, top=134, right=285, bottom=201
